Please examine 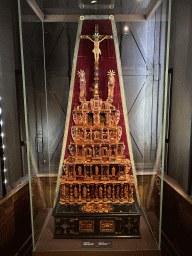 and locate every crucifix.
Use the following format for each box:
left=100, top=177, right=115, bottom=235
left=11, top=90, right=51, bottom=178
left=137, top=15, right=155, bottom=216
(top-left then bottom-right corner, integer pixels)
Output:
left=81, top=24, right=113, bottom=97
left=81, top=24, right=113, bottom=64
